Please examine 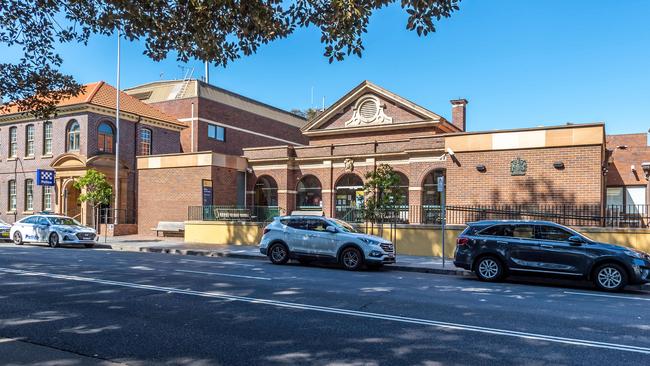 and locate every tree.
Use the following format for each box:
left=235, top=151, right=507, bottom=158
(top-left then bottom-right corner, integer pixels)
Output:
left=362, top=164, right=403, bottom=222
left=290, top=107, right=322, bottom=121
left=0, top=0, right=460, bottom=118
left=74, top=169, right=113, bottom=227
